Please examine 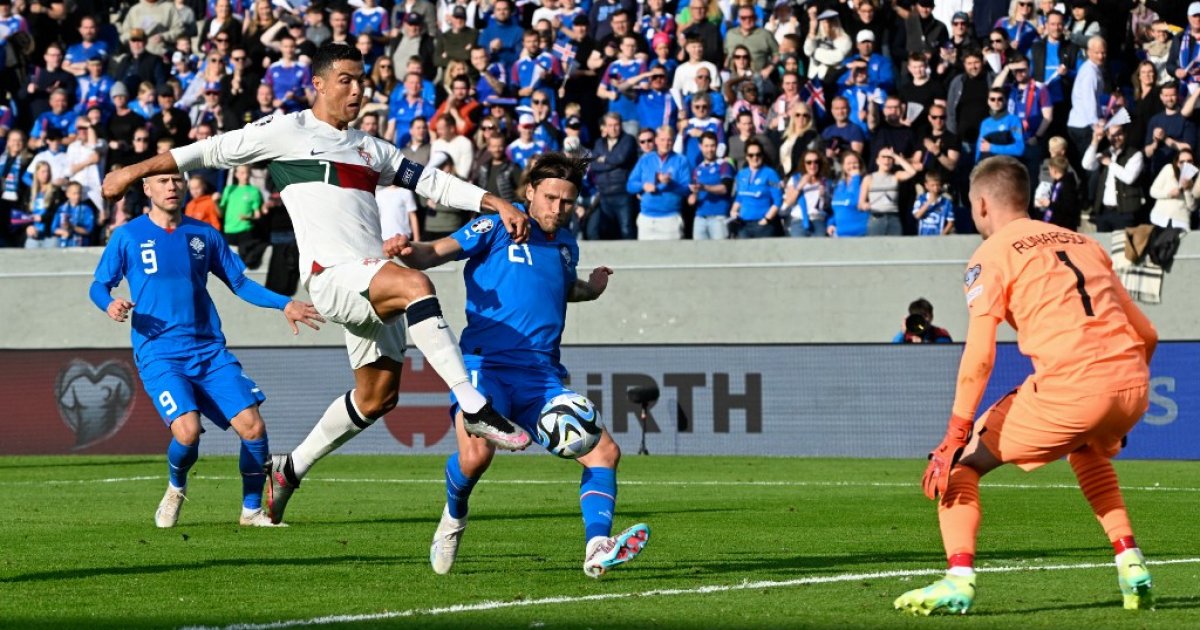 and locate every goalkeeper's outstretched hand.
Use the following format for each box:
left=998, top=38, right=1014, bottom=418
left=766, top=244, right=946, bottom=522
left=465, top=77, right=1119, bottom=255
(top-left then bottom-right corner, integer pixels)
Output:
left=922, top=415, right=974, bottom=501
